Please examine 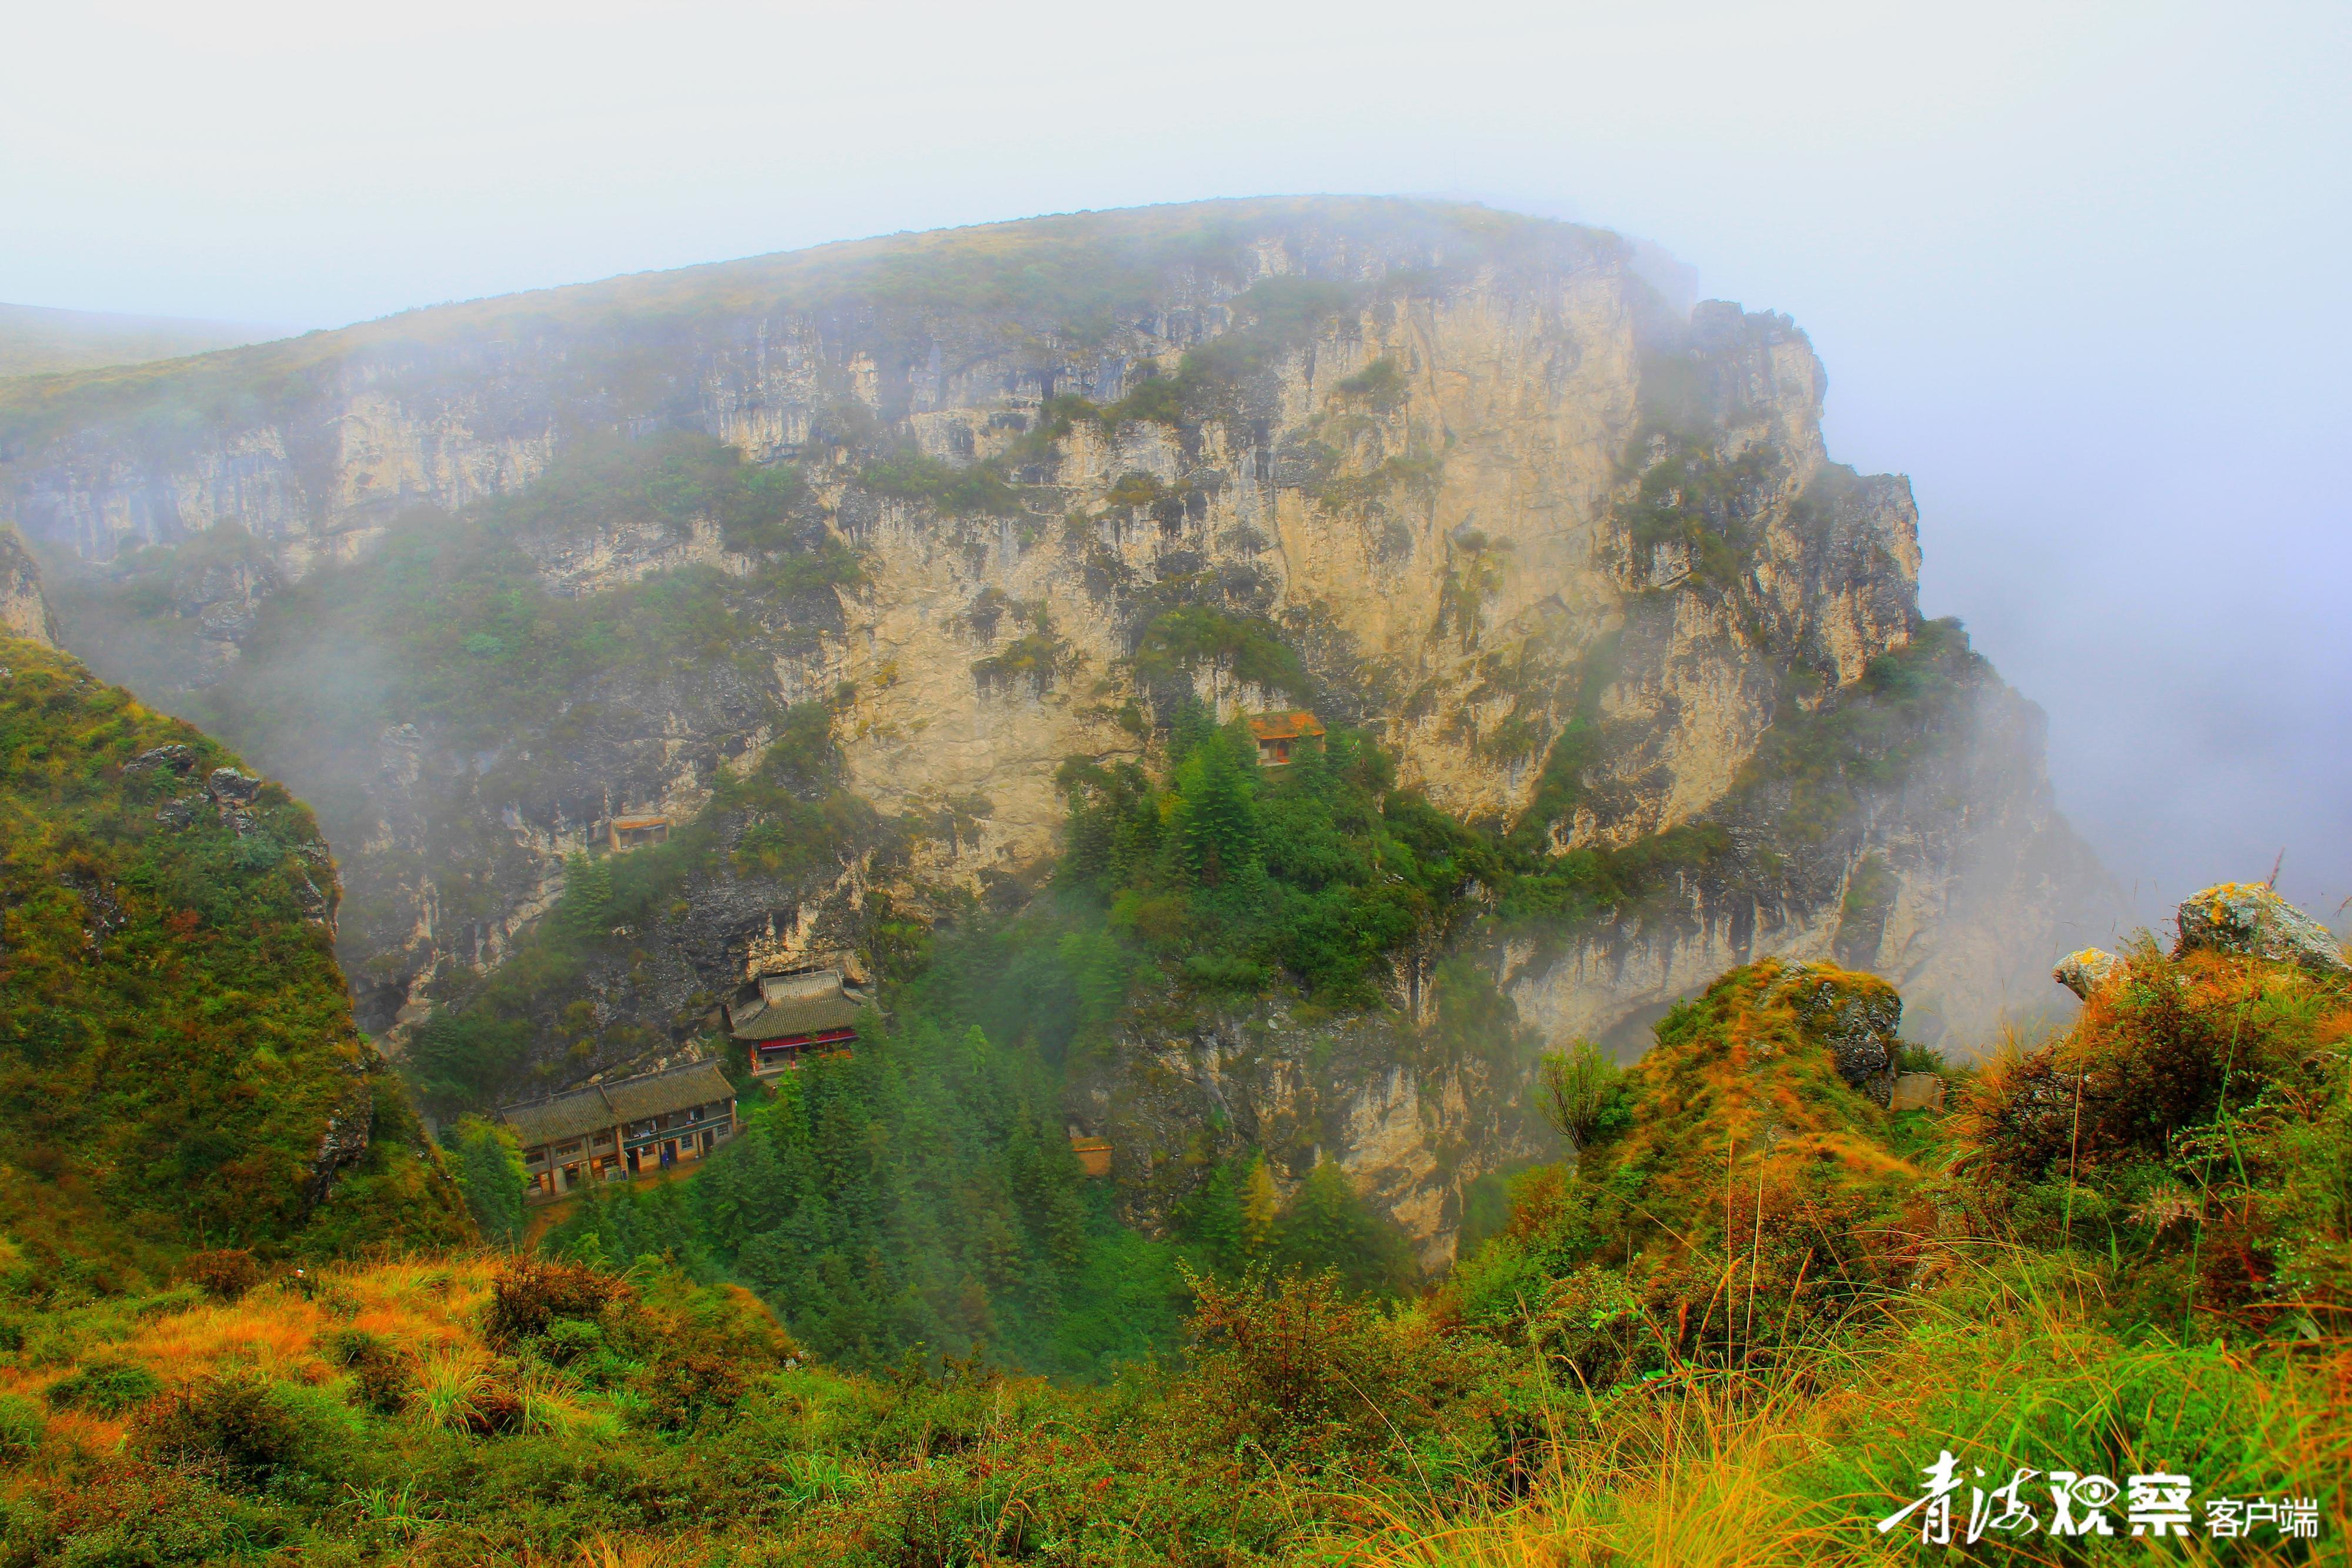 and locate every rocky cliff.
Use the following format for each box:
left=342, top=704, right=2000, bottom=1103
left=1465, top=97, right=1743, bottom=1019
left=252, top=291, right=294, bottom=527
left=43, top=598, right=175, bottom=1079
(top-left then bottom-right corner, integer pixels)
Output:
left=0, top=526, right=58, bottom=648
left=0, top=198, right=2119, bottom=1261
left=0, top=631, right=470, bottom=1276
